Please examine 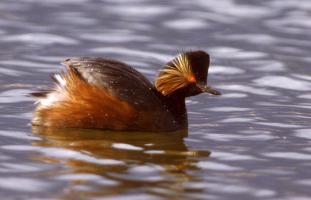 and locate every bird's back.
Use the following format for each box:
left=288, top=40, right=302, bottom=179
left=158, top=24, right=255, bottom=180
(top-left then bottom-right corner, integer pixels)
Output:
left=32, top=57, right=183, bottom=131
